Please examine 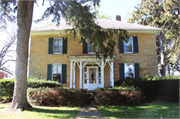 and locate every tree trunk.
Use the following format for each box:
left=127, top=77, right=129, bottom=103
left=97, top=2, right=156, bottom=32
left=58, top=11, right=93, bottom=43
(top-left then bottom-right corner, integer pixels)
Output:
left=8, top=1, right=34, bottom=111
left=159, top=32, right=166, bottom=76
